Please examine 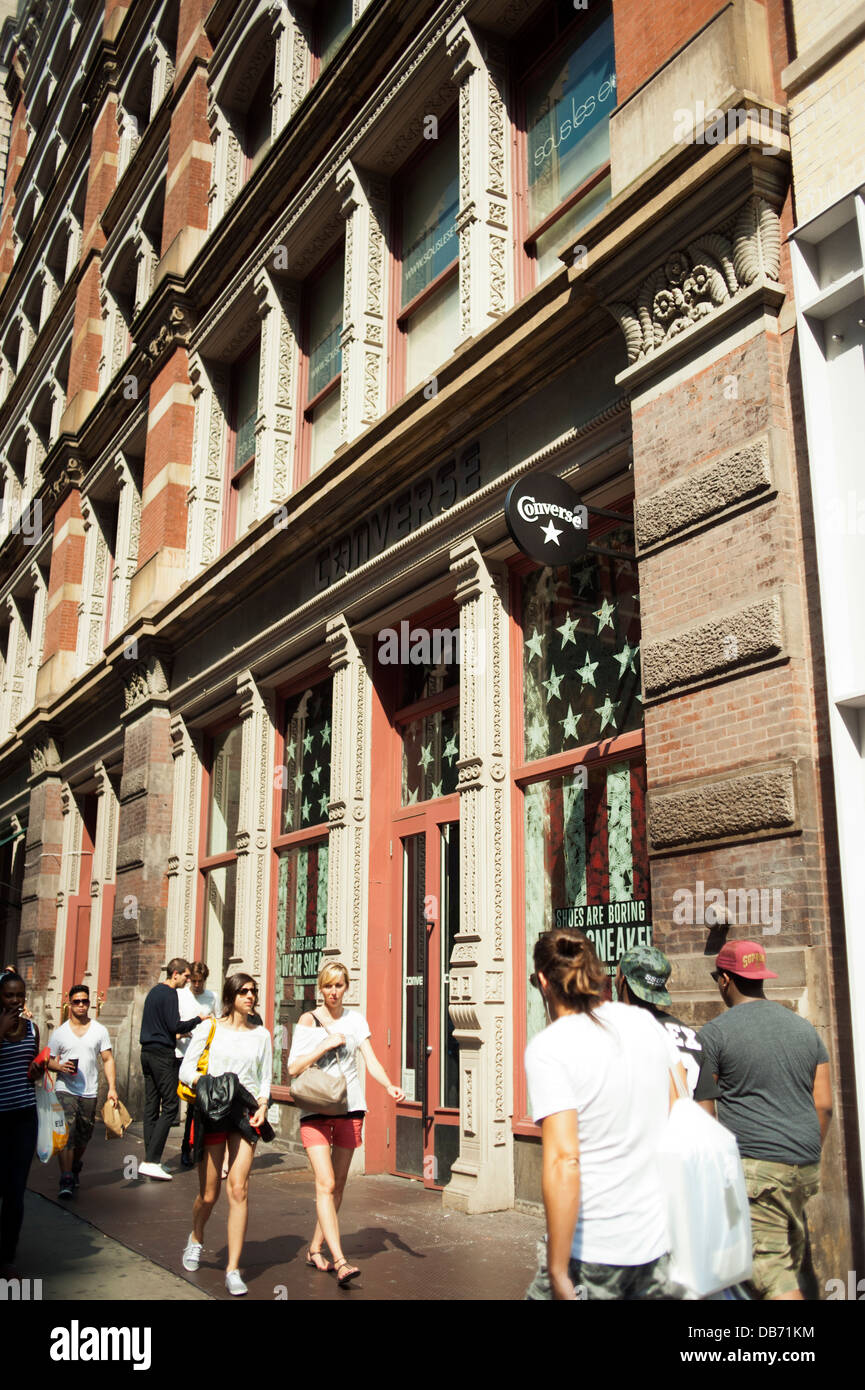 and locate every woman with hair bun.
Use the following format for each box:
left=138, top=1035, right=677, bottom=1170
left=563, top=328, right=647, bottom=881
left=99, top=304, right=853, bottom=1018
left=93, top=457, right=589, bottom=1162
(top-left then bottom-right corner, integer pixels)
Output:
left=524, top=928, right=686, bottom=1301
